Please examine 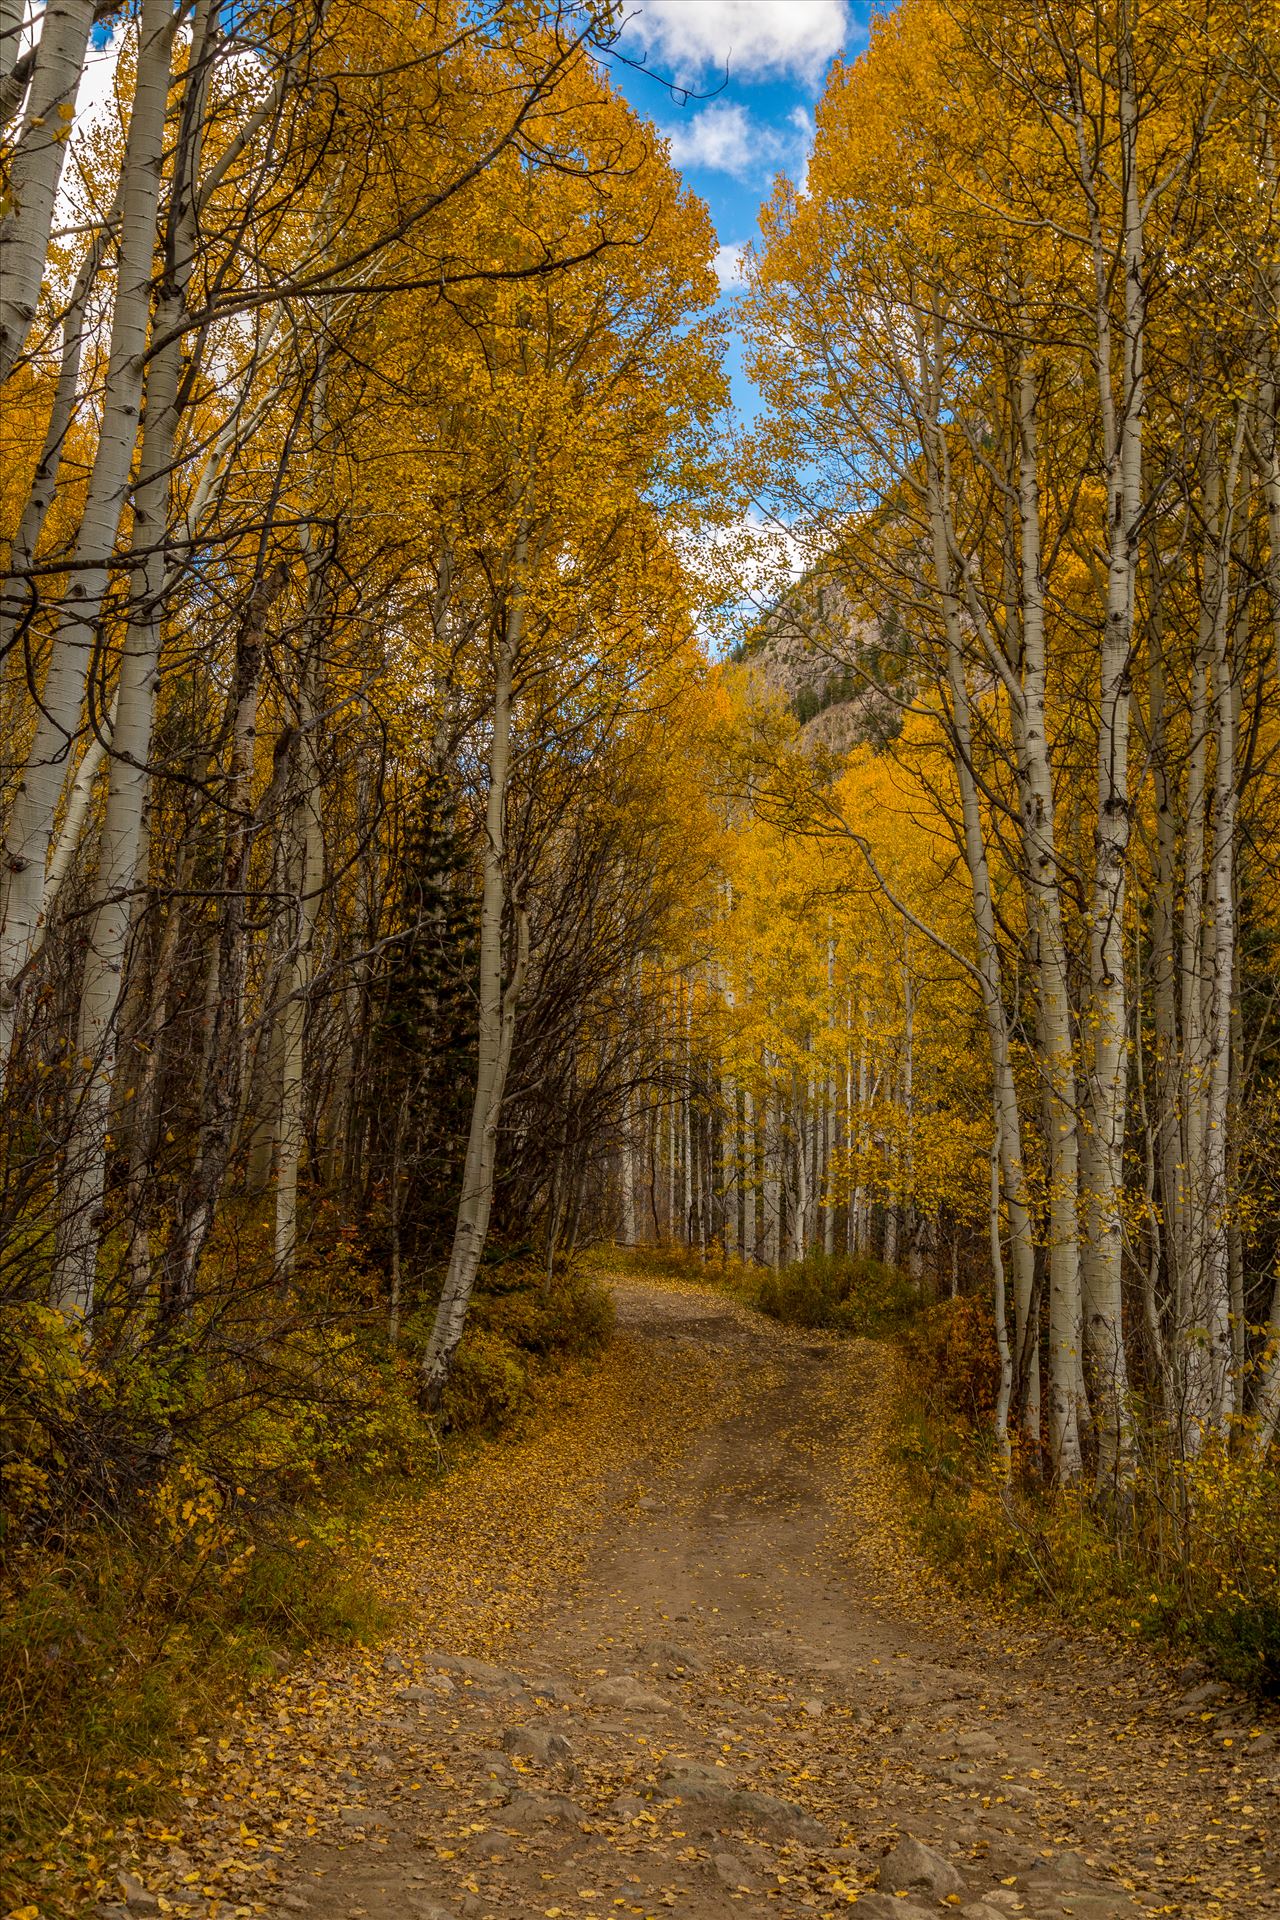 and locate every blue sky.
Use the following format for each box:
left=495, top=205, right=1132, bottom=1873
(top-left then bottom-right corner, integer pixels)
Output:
left=605, top=1, right=878, bottom=424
